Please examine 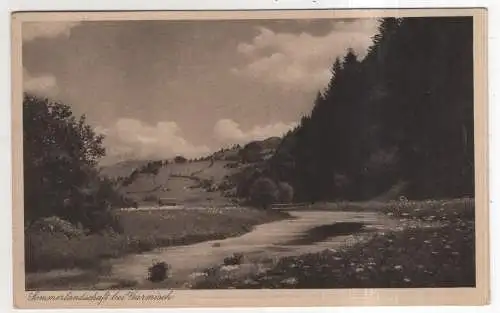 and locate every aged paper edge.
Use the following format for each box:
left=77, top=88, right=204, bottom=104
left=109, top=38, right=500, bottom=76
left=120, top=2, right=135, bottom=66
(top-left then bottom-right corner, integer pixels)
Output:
left=11, top=8, right=490, bottom=308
